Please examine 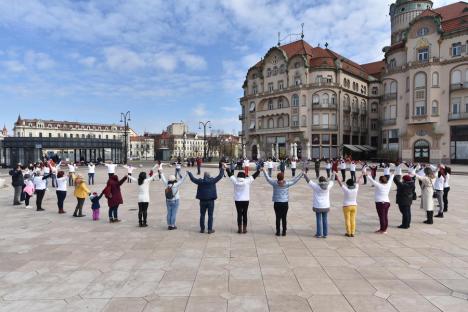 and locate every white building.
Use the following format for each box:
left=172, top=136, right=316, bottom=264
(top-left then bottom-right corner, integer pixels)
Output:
left=130, top=136, right=155, bottom=160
